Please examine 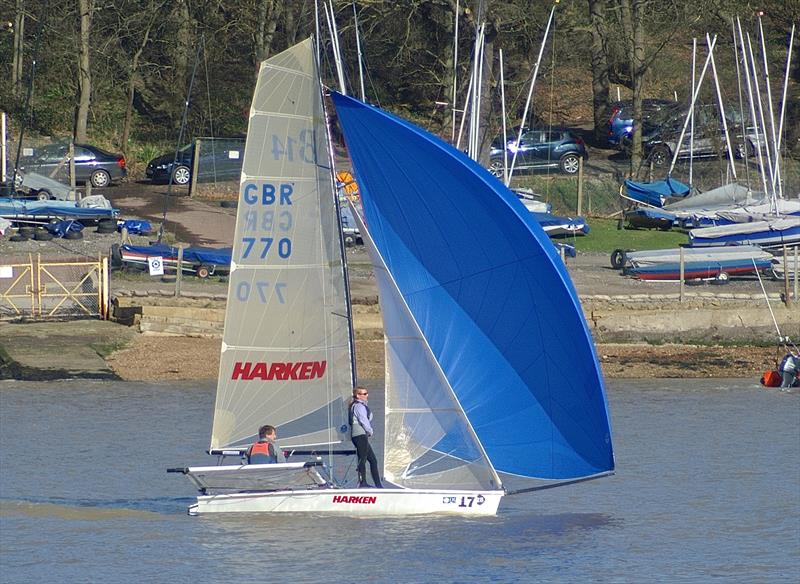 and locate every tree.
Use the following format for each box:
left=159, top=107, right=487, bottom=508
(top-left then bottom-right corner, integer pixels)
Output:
left=75, top=0, right=91, bottom=142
